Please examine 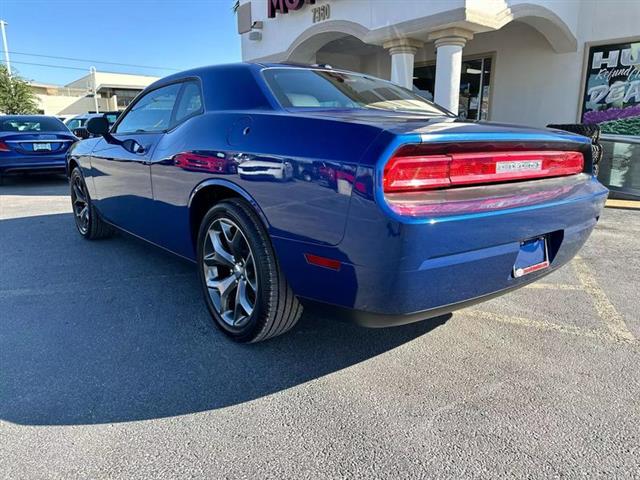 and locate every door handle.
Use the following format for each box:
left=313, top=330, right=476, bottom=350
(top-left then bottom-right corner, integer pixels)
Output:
left=120, top=139, right=145, bottom=155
